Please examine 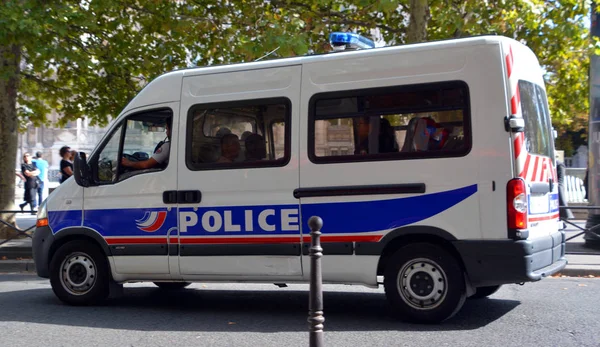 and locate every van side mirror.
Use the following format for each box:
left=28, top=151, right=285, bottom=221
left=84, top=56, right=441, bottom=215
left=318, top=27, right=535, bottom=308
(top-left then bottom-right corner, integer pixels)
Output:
left=504, top=115, right=525, bottom=132
left=73, top=151, right=92, bottom=187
